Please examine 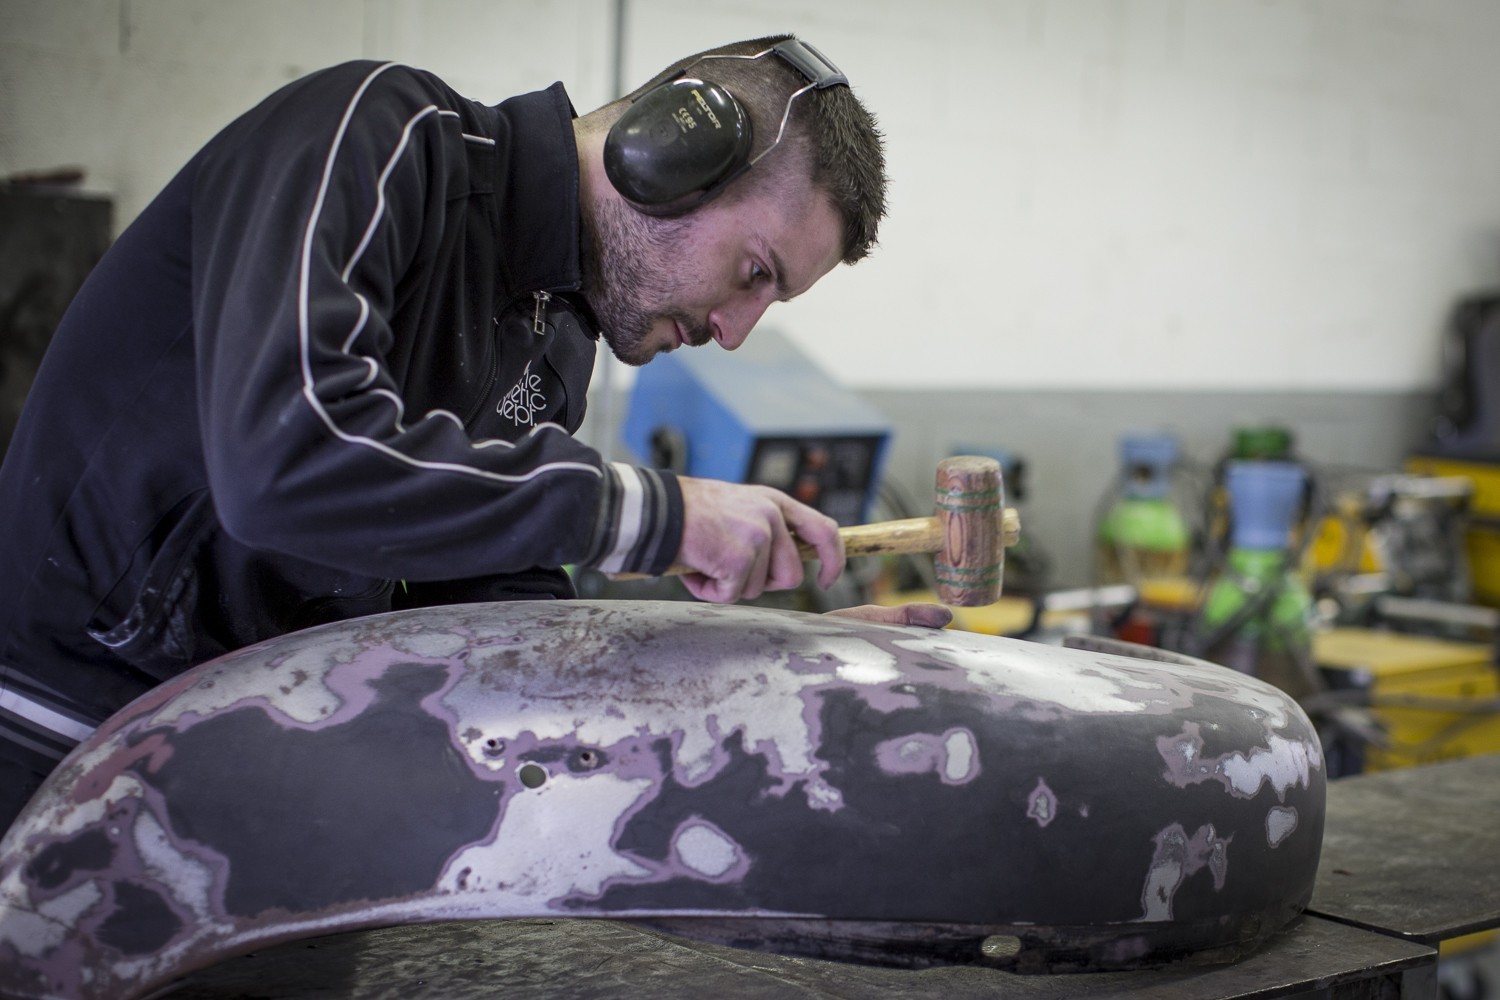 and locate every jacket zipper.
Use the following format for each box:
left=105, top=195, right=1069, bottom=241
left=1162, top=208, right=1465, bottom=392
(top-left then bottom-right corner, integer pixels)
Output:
left=461, top=290, right=568, bottom=430
left=532, top=290, right=551, bottom=336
